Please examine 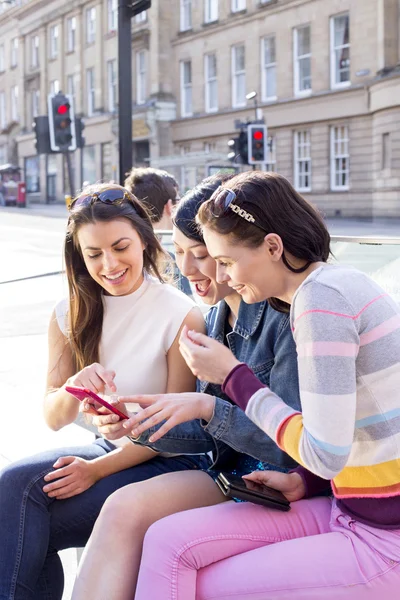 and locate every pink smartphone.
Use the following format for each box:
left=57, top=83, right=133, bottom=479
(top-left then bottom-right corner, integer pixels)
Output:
left=65, top=385, right=128, bottom=420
